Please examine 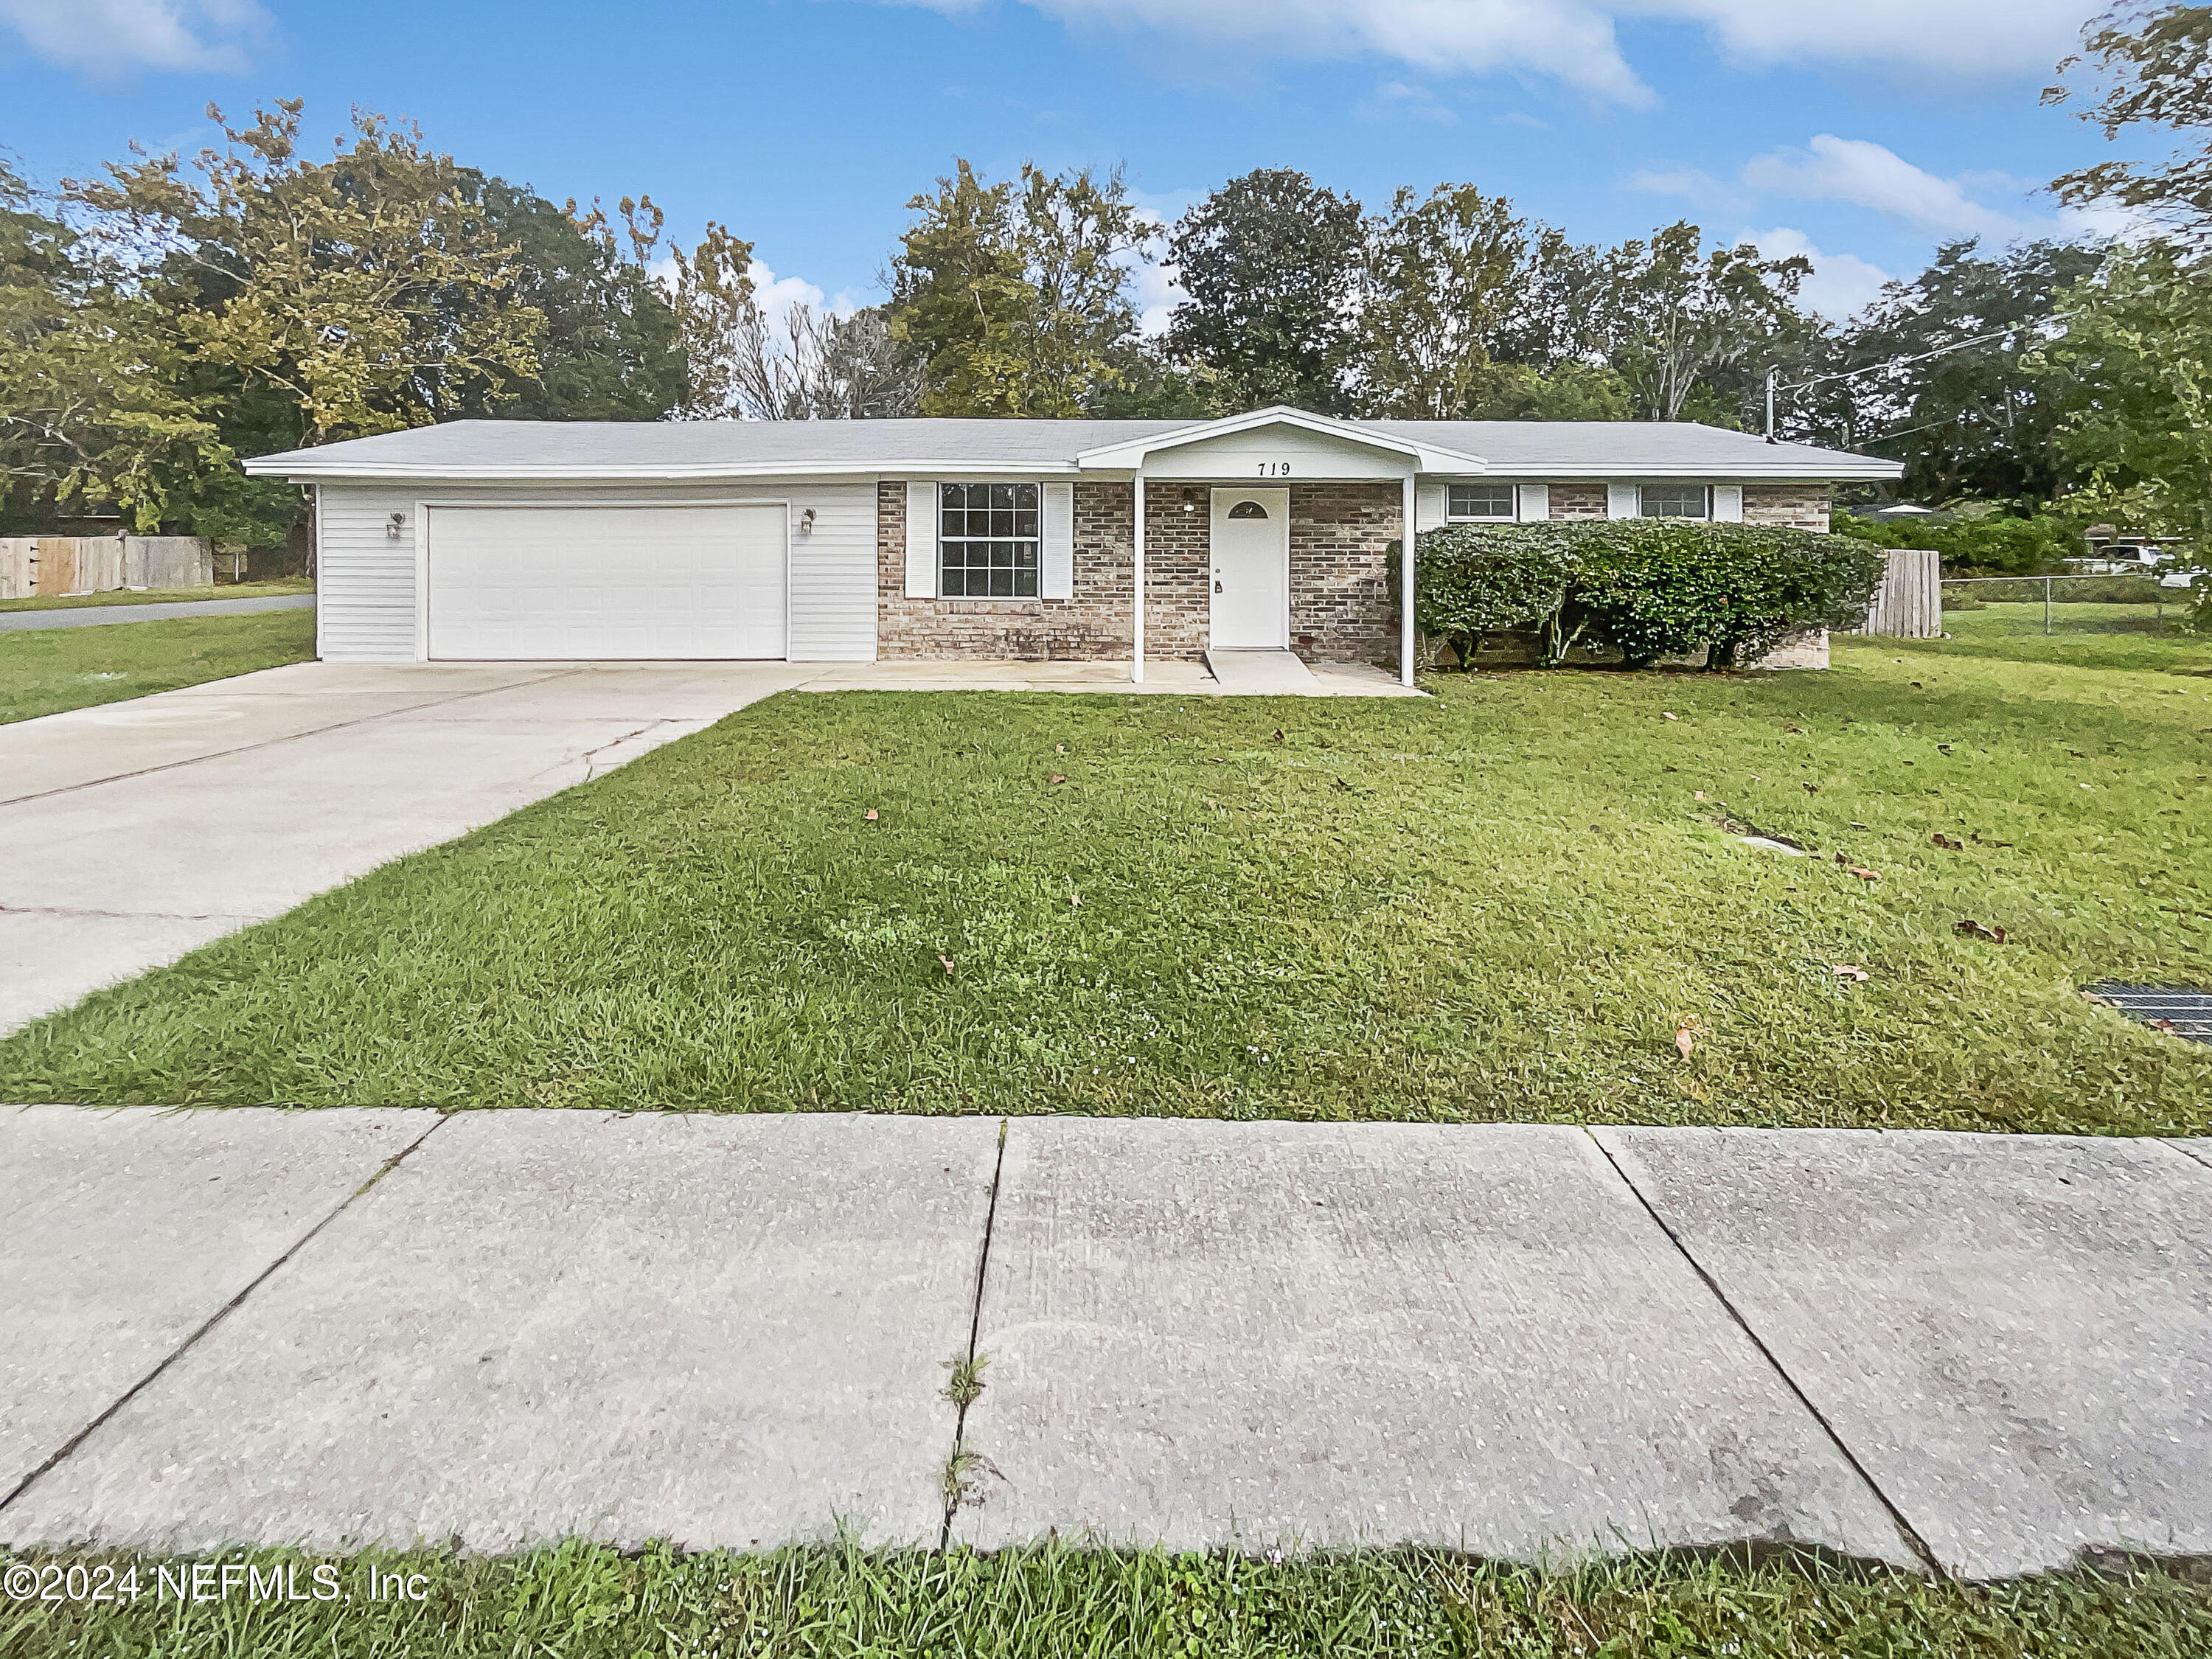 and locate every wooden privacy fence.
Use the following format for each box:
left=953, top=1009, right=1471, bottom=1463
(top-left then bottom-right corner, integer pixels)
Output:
left=1852, top=548, right=1943, bottom=639
left=0, top=535, right=213, bottom=600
